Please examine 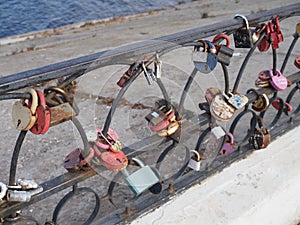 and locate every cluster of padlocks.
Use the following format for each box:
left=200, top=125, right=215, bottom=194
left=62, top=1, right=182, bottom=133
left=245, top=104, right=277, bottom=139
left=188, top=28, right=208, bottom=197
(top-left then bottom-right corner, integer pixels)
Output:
left=1, top=8, right=300, bottom=225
